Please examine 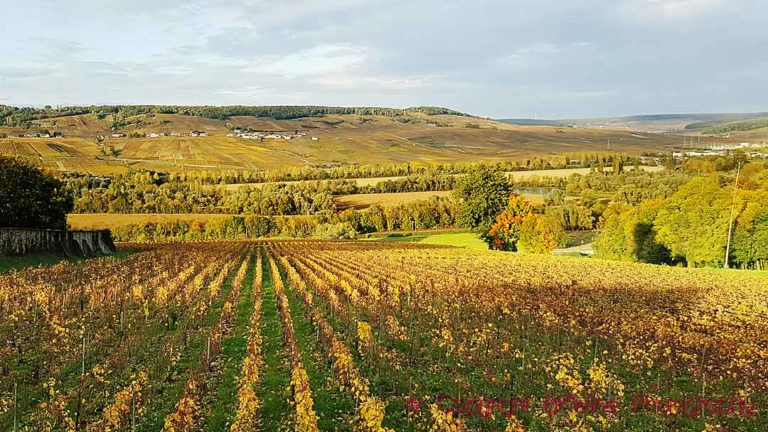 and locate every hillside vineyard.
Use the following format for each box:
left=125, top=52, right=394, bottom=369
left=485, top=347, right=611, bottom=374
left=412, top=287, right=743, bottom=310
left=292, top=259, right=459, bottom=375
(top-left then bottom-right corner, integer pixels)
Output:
left=0, top=241, right=765, bottom=431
